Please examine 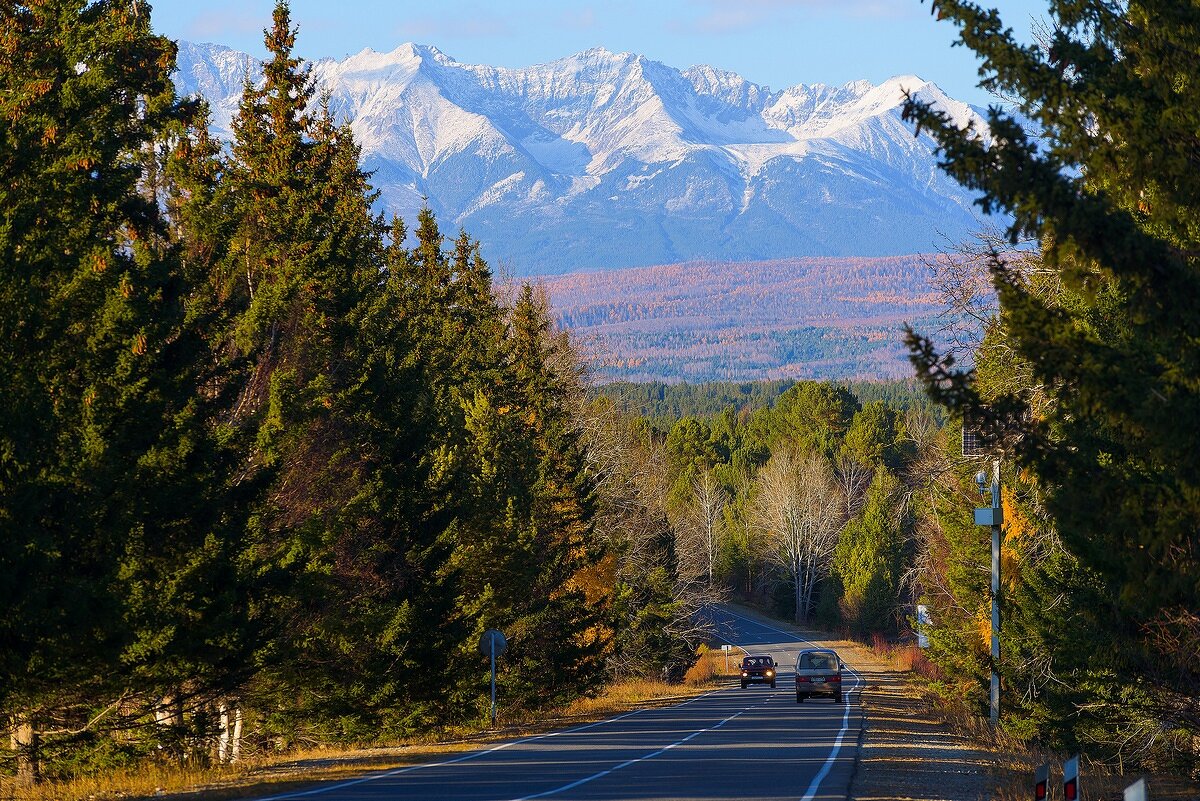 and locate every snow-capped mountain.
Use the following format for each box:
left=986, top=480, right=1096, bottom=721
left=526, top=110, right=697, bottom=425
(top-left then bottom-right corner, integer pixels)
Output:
left=174, top=41, right=993, bottom=274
